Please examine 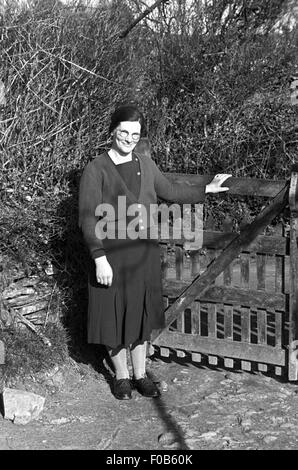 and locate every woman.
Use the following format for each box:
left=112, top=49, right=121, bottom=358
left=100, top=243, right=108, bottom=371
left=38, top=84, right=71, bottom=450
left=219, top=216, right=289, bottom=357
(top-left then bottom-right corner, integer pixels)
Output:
left=79, top=104, right=230, bottom=400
